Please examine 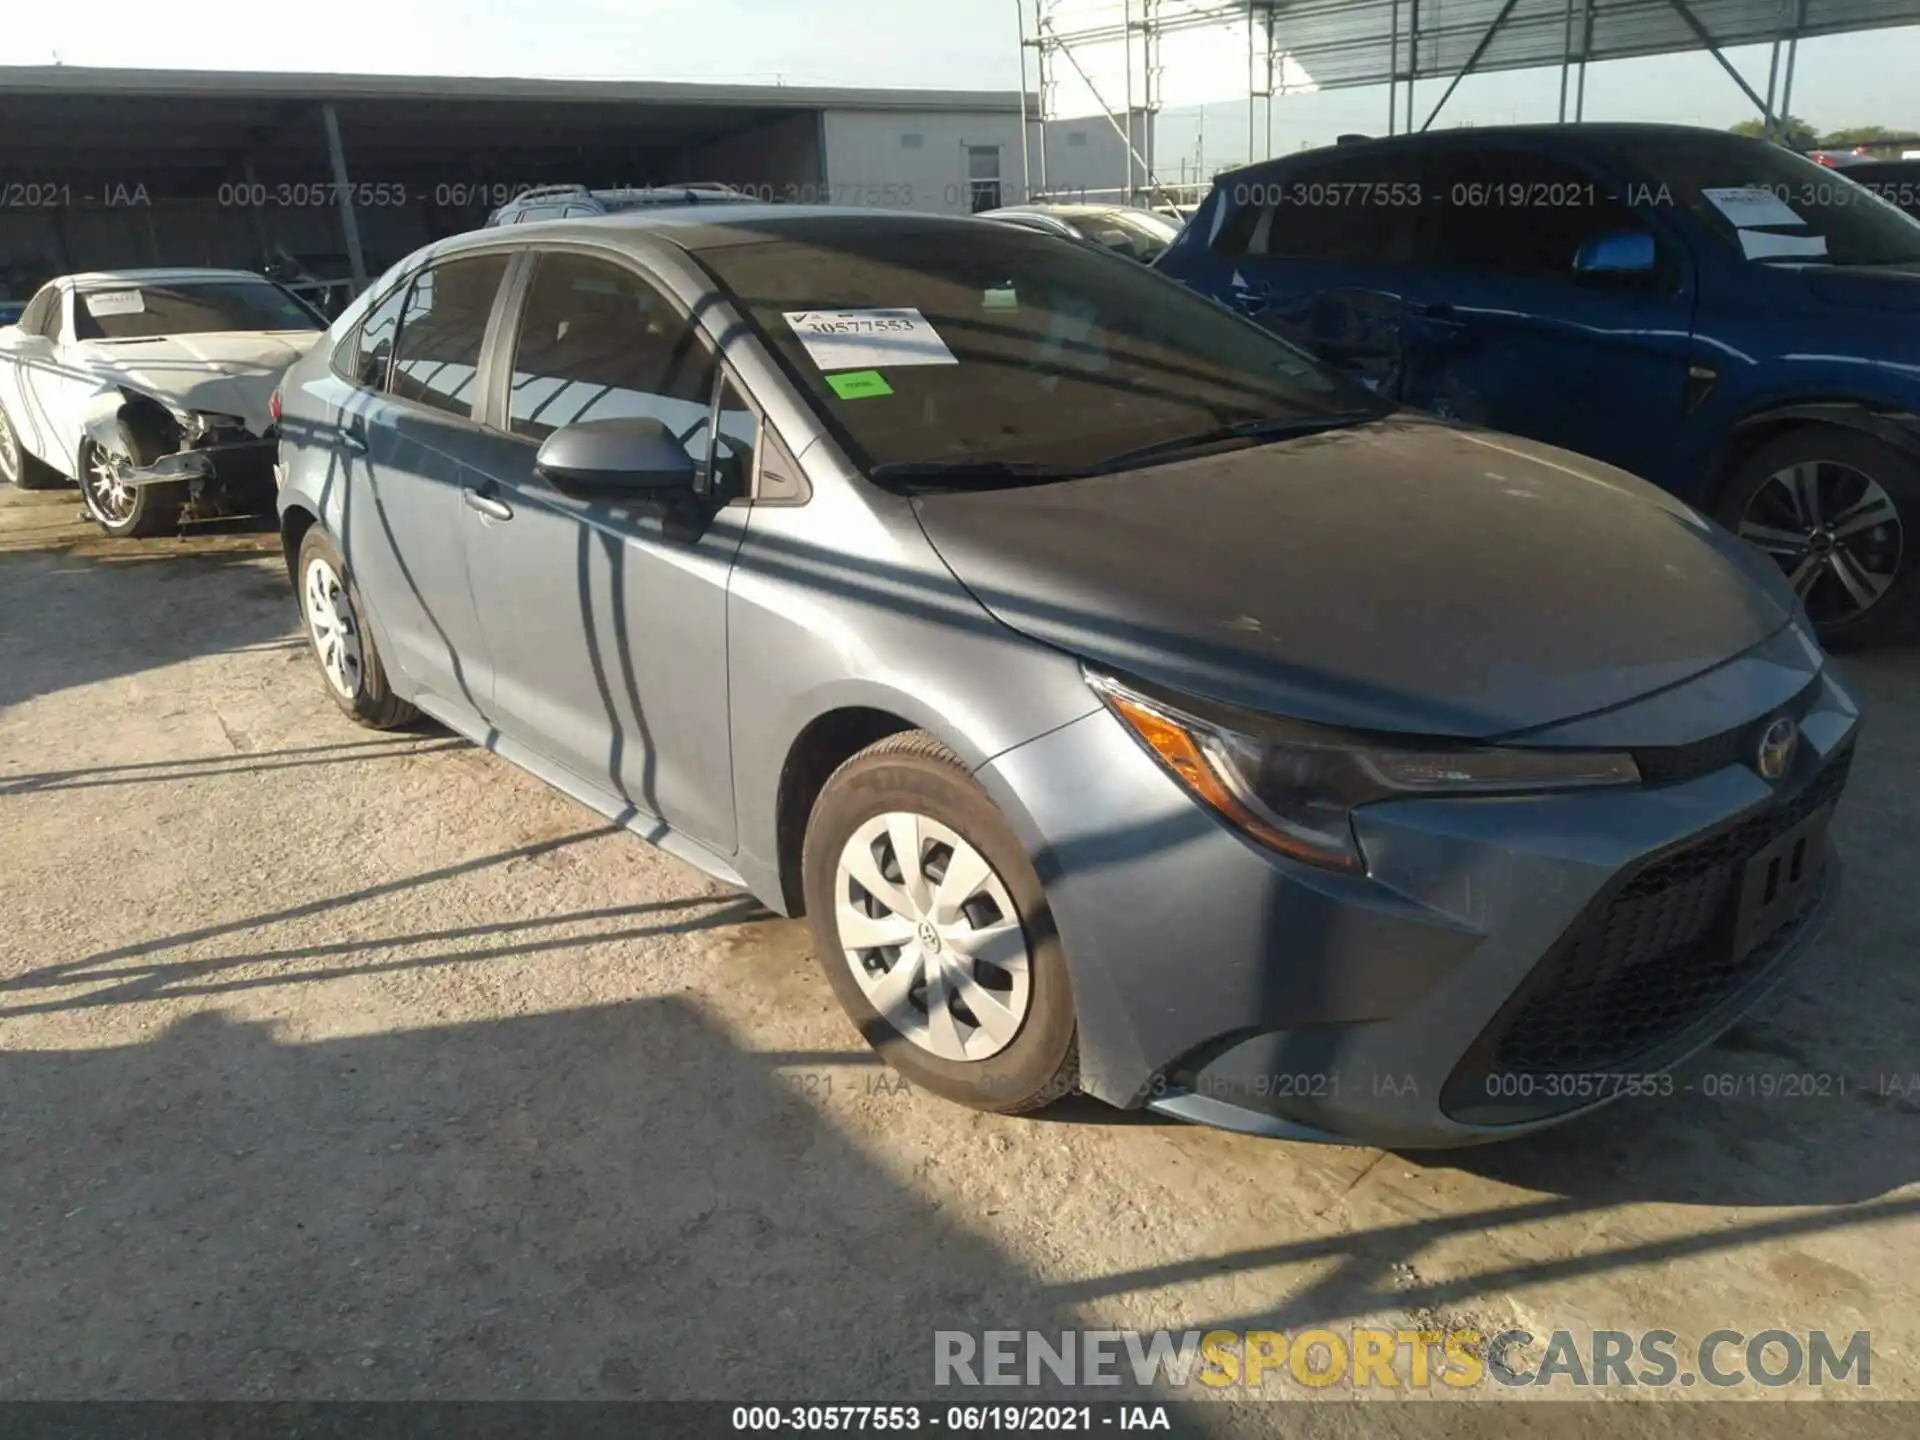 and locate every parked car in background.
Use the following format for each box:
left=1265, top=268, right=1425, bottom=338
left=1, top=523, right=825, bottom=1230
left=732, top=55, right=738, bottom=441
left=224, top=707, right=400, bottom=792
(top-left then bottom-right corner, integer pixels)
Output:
left=1837, top=158, right=1920, bottom=221
left=978, top=203, right=1183, bottom=263
left=485, top=182, right=758, bottom=227
left=275, top=207, right=1857, bottom=1147
left=0, top=267, right=325, bottom=535
left=1157, top=123, right=1920, bottom=647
